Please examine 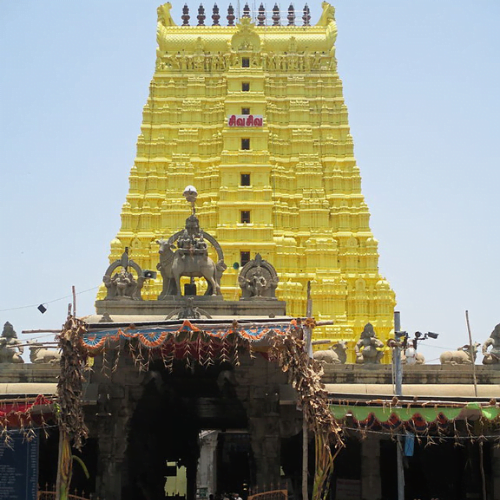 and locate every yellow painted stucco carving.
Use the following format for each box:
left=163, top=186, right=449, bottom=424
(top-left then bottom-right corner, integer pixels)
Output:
left=101, top=2, right=396, bottom=362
